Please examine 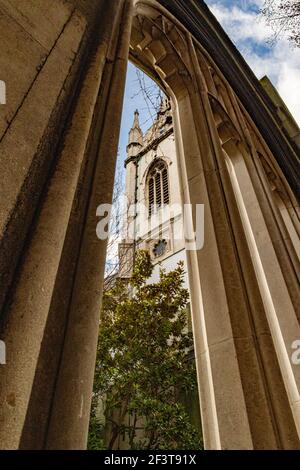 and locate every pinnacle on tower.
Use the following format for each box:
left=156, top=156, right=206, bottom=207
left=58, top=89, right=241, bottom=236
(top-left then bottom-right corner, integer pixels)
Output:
left=133, top=109, right=140, bottom=128
left=127, top=109, right=143, bottom=158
